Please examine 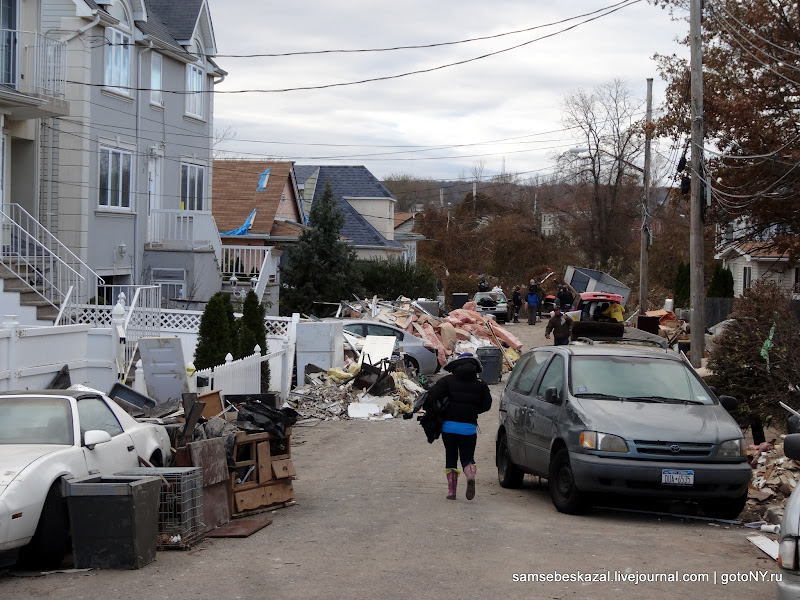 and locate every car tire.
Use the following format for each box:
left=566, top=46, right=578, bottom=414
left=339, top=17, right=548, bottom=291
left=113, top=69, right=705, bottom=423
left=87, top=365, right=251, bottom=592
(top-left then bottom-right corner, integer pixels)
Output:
left=549, top=449, right=587, bottom=514
left=700, top=492, right=747, bottom=520
left=403, top=356, right=419, bottom=379
left=18, top=481, right=70, bottom=569
left=497, top=434, right=524, bottom=488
